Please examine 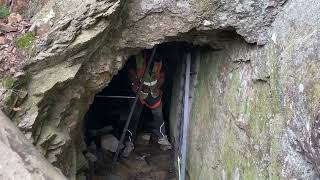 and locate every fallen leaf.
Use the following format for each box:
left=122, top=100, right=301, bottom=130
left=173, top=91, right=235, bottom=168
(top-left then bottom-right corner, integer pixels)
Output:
left=10, top=0, right=28, bottom=14
left=8, top=13, right=23, bottom=25
left=9, top=67, right=15, bottom=73
left=12, top=107, right=22, bottom=111
left=0, top=36, right=5, bottom=44
left=0, top=23, right=17, bottom=32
